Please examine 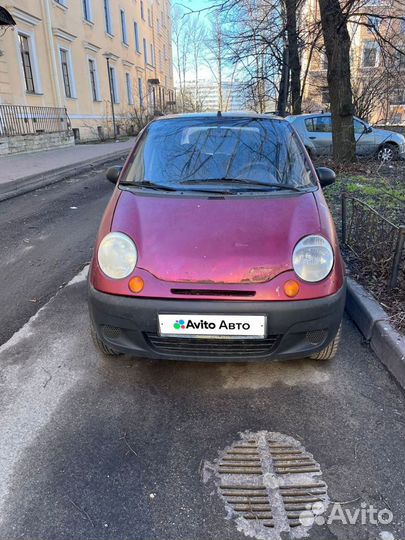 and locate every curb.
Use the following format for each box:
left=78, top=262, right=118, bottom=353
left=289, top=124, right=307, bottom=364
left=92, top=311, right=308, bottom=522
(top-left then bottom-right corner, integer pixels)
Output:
left=0, top=148, right=130, bottom=203
left=346, top=277, right=405, bottom=389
